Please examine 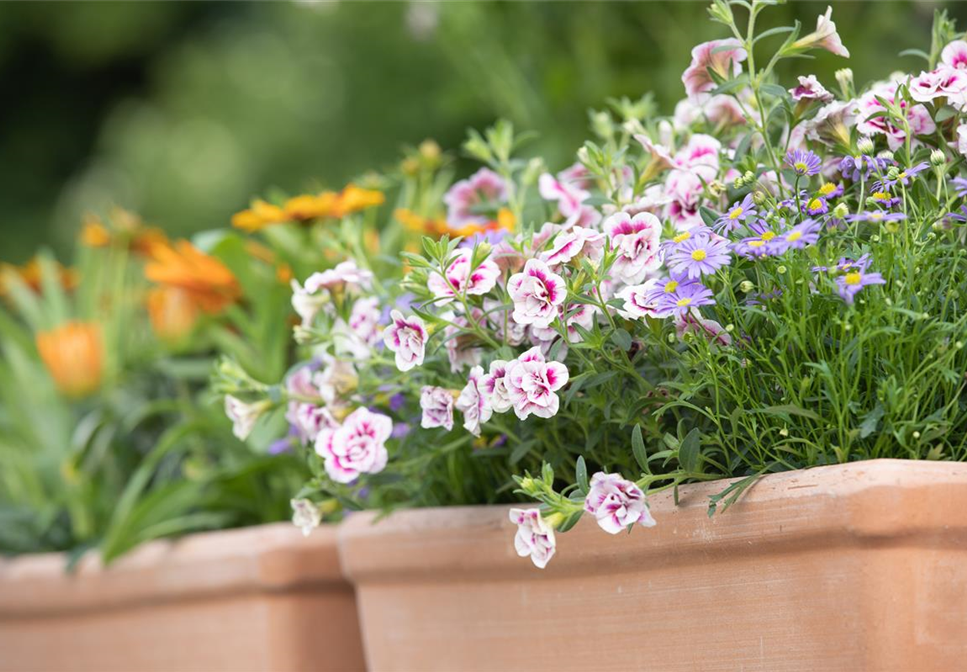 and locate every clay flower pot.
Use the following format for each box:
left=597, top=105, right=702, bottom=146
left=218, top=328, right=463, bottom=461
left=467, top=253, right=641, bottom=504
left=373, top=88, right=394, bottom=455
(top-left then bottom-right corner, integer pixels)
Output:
left=0, top=523, right=365, bottom=672
left=340, top=460, right=967, bottom=672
